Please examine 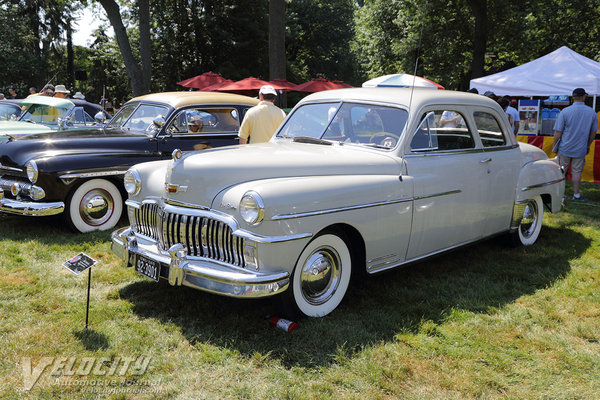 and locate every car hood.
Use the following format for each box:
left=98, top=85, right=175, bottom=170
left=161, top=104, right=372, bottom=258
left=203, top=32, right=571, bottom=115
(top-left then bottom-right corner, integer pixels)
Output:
left=165, top=141, right=401, bottom=207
